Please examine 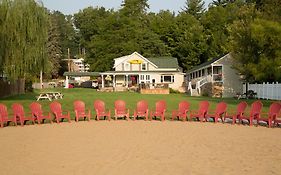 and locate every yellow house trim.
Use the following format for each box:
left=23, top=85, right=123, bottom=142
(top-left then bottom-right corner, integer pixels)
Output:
left=128, top=59, right=143, bottom=64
